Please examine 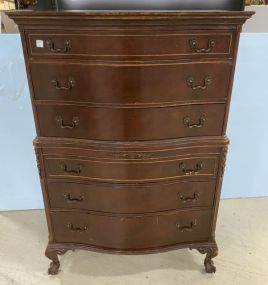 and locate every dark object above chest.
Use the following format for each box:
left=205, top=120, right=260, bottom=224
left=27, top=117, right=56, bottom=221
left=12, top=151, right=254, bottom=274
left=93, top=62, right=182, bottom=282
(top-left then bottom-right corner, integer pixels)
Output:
left=28, top=0, right=245, bottom=11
